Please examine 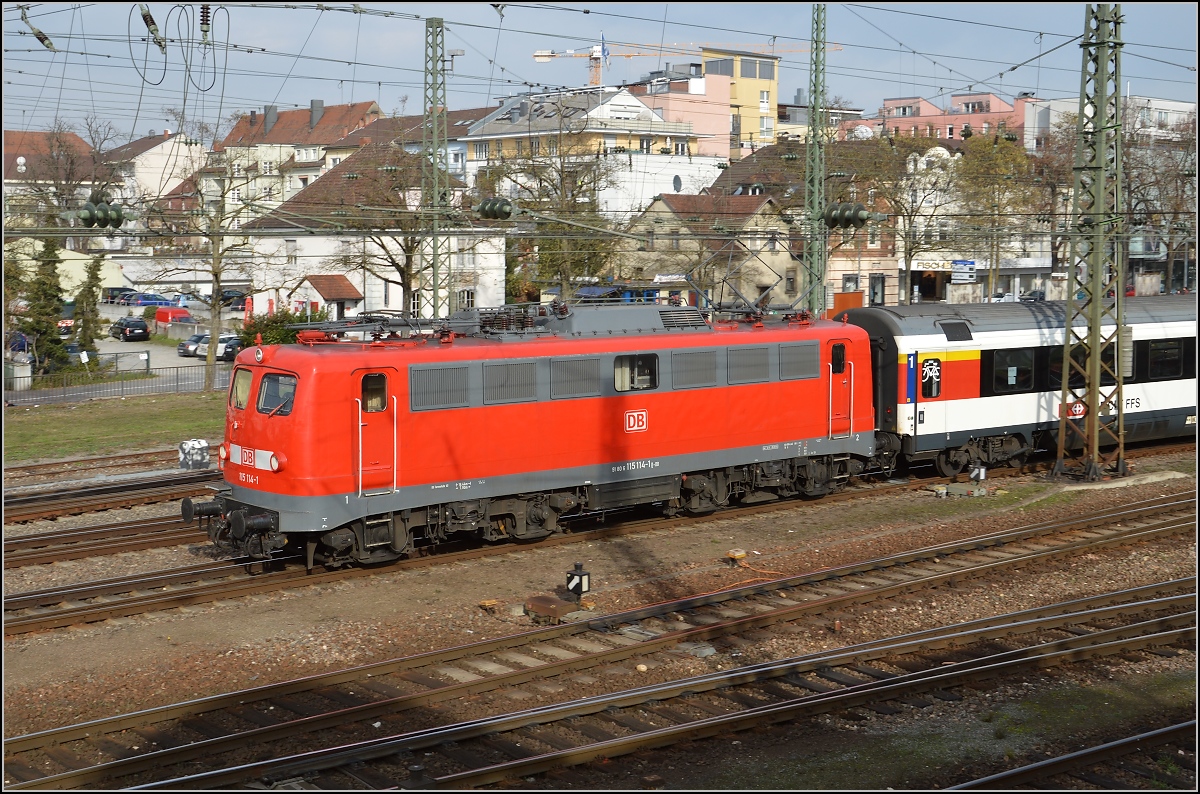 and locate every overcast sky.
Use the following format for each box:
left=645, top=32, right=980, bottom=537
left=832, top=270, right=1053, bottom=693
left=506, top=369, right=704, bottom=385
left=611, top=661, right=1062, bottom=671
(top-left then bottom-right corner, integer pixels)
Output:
left=4, top=2, right=1196, bottom=146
